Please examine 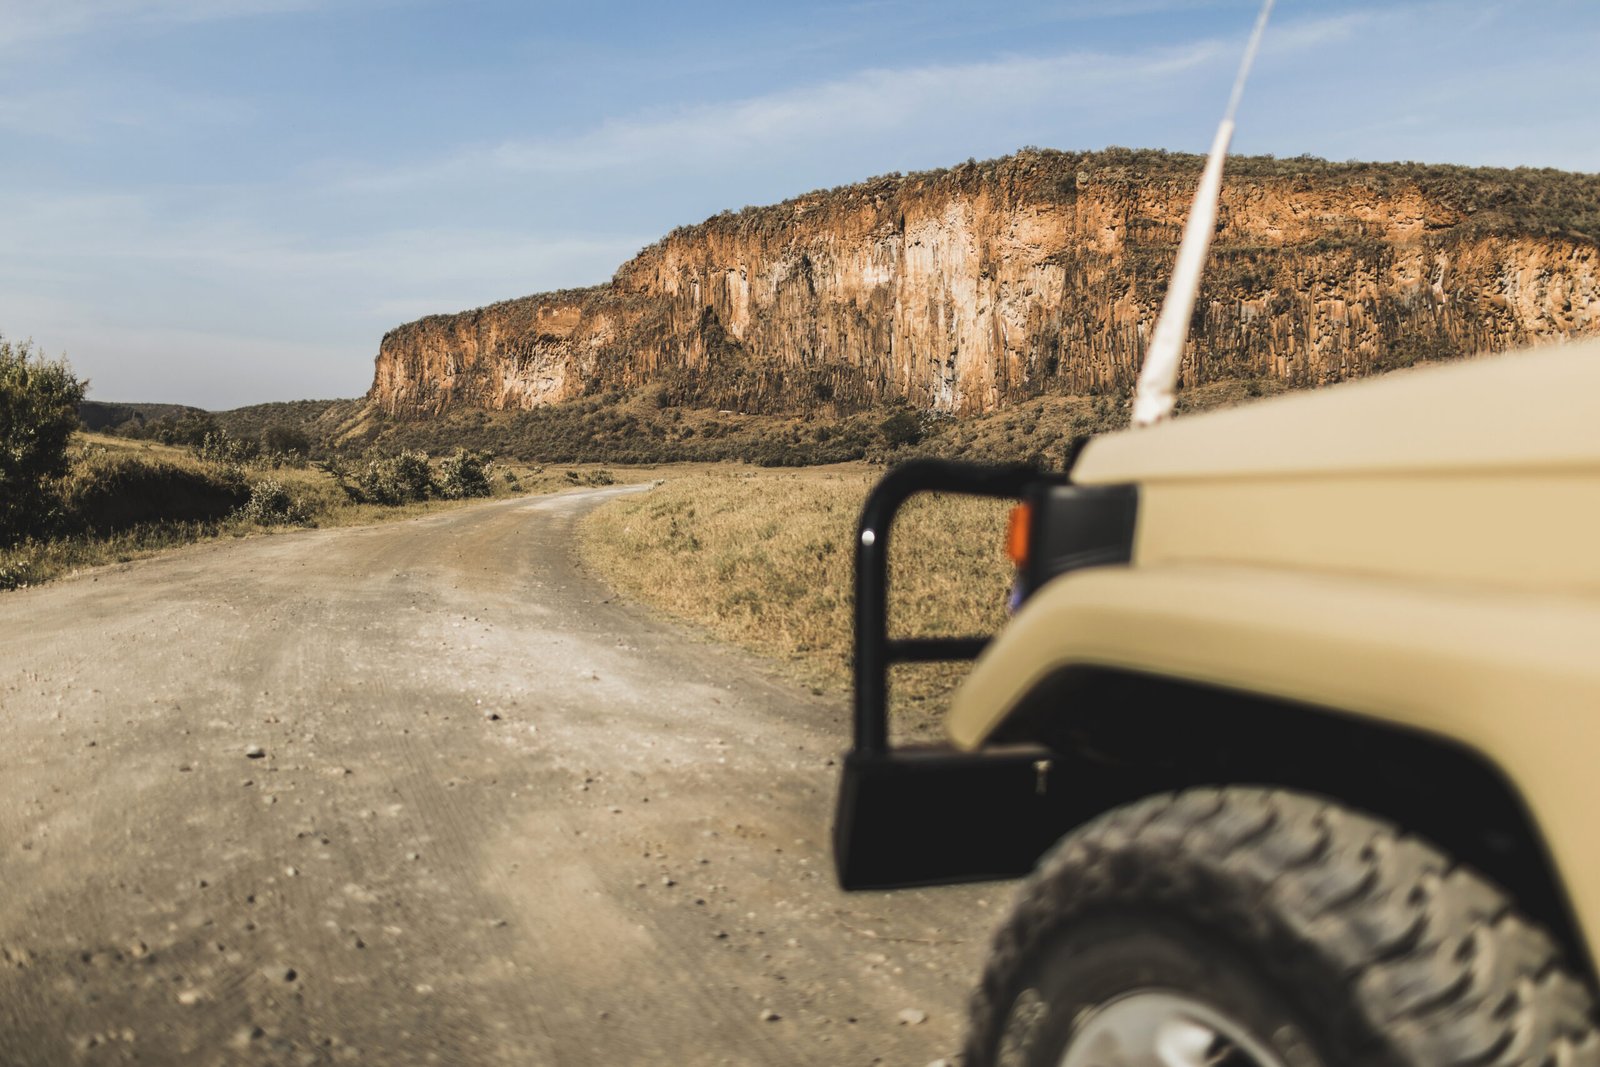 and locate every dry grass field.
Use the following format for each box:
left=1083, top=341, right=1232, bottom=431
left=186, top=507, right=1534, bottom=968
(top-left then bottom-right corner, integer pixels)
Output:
left=578, top=464, right=1016, bottom=736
